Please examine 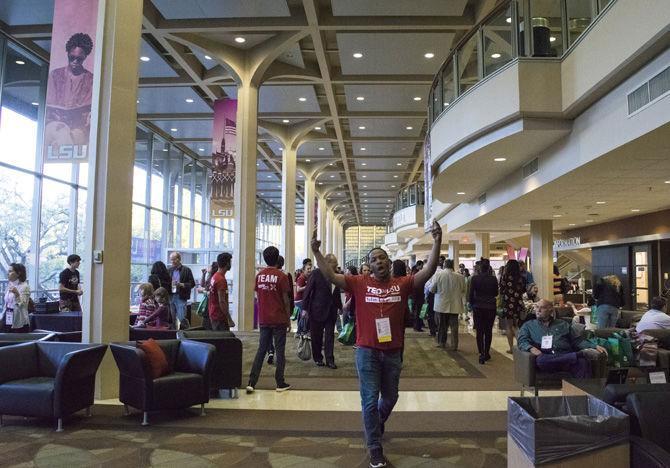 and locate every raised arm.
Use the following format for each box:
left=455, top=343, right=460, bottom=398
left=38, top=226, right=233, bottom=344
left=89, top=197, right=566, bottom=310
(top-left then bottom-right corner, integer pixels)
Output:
left=413, top=221, right=443, bottom=289
left=310, top=231, right=347, bottom=290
